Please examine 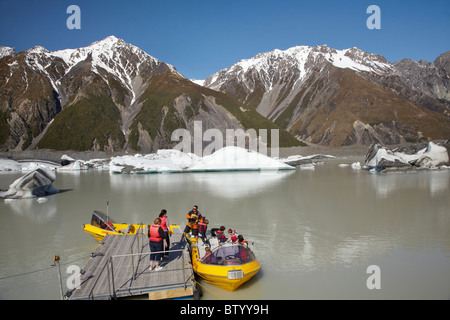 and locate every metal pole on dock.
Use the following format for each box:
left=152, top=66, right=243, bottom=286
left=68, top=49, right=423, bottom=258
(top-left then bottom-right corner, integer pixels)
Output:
left=53, top=255, right=64, bottom=300
left=106, top=201, right=109, bottom=224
